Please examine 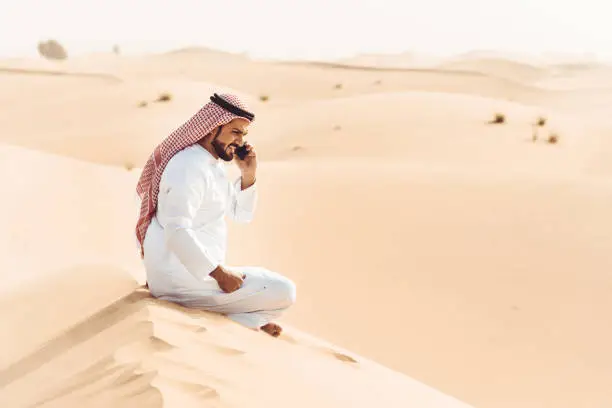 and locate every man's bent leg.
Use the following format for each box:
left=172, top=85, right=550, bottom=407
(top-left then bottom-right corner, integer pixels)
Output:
left=179, top=266, right=296, bottom=329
